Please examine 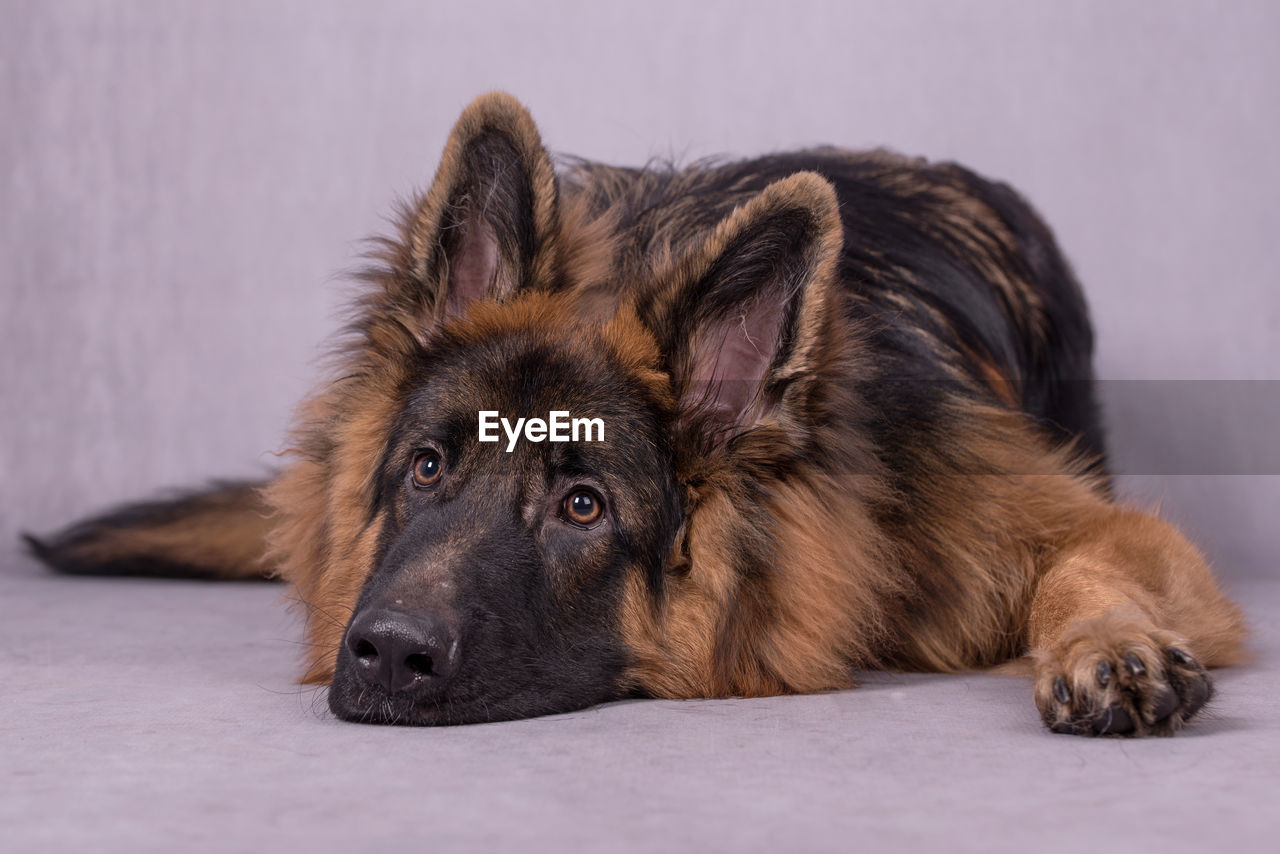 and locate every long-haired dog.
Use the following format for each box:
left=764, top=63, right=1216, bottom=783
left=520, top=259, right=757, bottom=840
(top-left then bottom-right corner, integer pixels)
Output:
left=28, top=93, right=1246, bottom=734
